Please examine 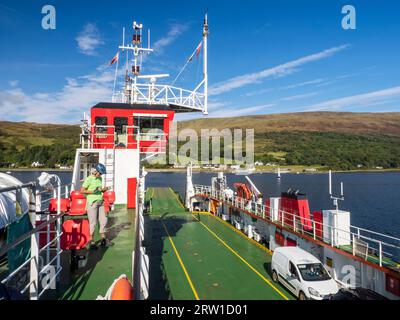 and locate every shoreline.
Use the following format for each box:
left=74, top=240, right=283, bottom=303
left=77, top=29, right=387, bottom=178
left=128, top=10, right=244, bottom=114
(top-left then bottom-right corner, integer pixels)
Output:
left=145, top=168, right=400, bottom=174
left=1, top=167, right=399, bottom=174
left=0, top=168, right=72, bottom=172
